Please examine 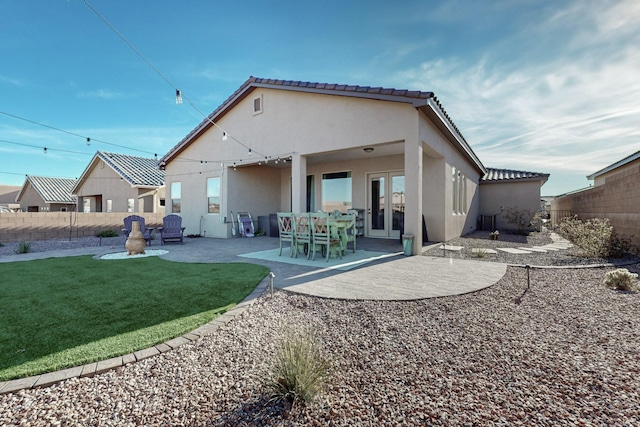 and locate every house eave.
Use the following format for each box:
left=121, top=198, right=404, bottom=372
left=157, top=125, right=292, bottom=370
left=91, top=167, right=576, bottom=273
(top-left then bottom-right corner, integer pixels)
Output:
left=419, top=99, right=486, bottom=175
left=586, top=150, right=640, bottom=180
